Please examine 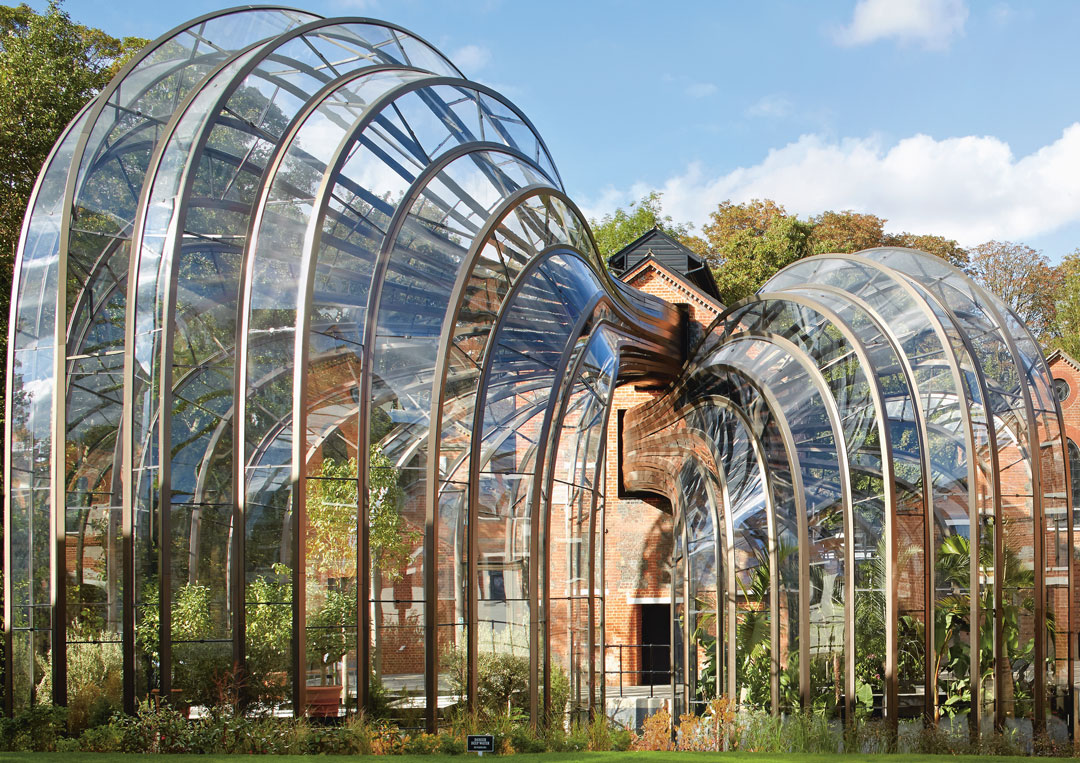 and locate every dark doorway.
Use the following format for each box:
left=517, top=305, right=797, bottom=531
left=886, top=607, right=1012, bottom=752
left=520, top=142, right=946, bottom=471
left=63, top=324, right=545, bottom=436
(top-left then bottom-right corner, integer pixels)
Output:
left=639, top=604, right=670, bottom=685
